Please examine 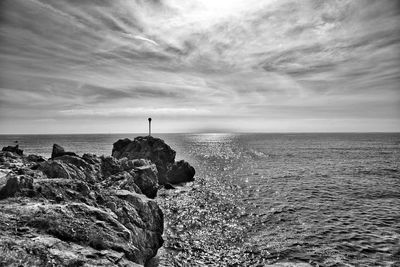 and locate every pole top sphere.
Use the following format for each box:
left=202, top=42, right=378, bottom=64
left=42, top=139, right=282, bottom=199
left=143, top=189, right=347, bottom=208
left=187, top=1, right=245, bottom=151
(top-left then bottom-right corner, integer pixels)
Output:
left=148, top=117, right=152, bottom=121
